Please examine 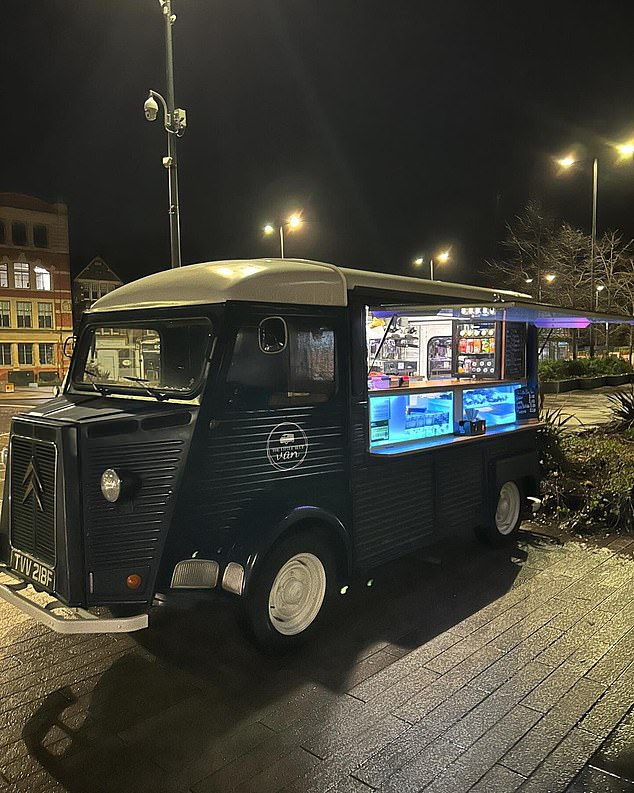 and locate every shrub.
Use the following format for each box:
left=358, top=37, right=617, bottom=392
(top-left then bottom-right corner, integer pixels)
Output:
left=537, top=408, right=574, bottom=474
left=558, top=433, right=634, bottom=534
left=606, top=387, right=634, bottom=431
left=538, top=356, right=632, bottom=381
left=588, top=356, right=632, bottom=375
